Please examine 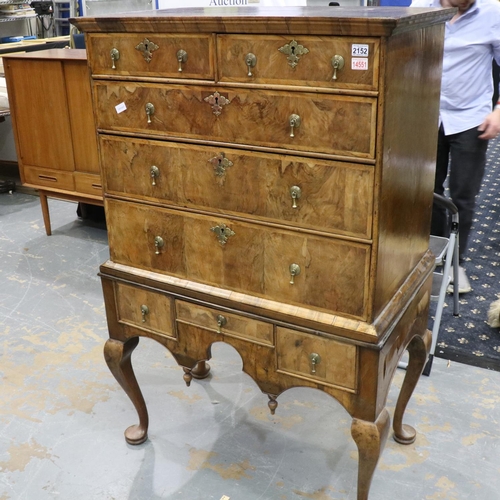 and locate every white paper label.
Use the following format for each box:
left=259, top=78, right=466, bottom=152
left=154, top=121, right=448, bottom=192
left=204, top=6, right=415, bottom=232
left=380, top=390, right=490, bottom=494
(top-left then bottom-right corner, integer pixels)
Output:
left=351, top=58, right=369, bottom=71
left=115, top=102, right=127, bottom=114
left=352, top=44, right=369, bottom=57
